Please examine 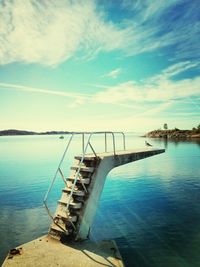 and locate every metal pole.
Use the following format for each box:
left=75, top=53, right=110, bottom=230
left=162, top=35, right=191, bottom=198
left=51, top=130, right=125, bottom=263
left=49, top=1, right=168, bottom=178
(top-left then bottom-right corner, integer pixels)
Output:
left=82, top=133, right=85, bottom=155
left=111, top=132, right=116, bottom=155
left=105, top=133, right=107, bottom=152
left=122, top=132, right=126, bottom=150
